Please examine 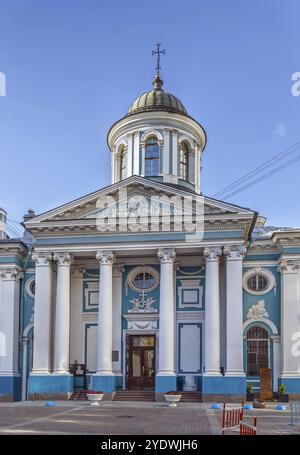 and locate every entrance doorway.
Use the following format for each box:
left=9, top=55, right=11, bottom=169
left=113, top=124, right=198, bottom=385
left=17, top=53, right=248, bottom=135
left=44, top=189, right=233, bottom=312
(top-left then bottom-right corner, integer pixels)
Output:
left=126, top=335, right=155, bottom=390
